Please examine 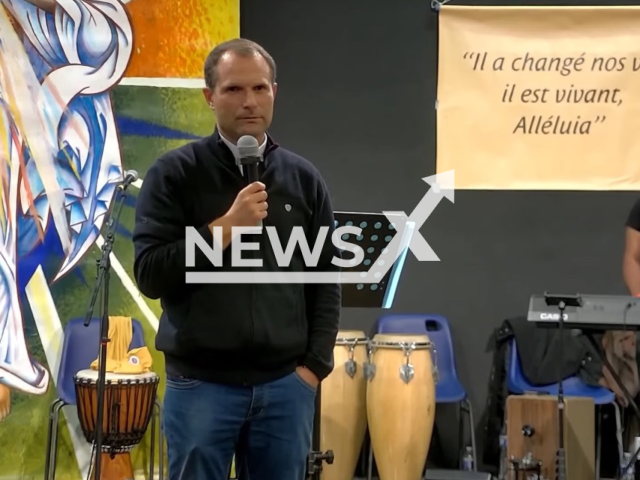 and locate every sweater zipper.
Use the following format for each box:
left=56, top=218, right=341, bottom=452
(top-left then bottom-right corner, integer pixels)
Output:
left=248, top=160, right=271, bottom=378
left=251, top=184, right=268, bottom=355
